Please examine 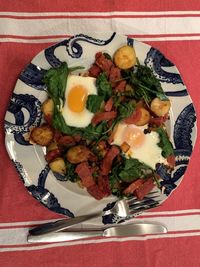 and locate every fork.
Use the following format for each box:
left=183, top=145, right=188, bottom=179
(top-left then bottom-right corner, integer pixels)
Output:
left=102, top=194, right=160, bottom=218
left=29, top=192, right=160, bottom=236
